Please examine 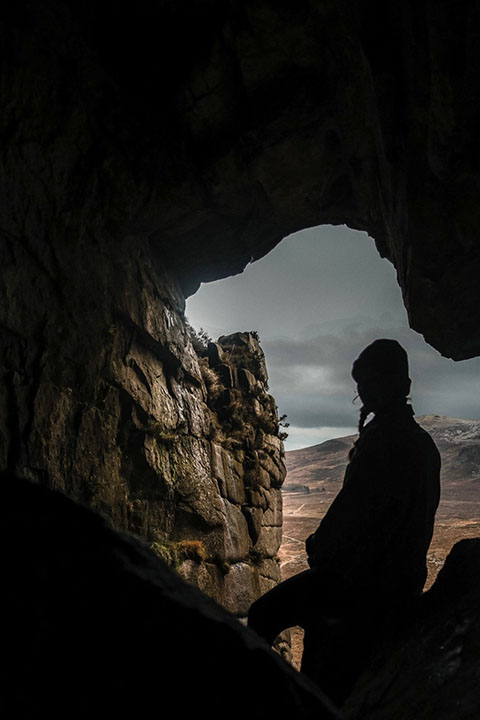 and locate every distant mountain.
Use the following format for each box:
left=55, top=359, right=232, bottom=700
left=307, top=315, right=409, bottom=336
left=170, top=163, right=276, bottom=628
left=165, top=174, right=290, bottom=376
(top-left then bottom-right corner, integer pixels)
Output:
left=284, top=415, right=480, bottom=503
